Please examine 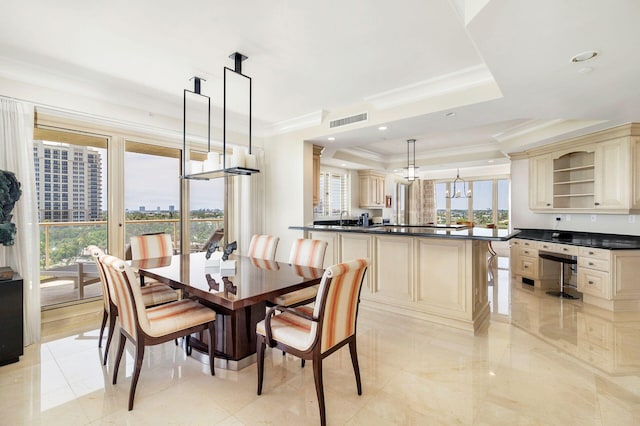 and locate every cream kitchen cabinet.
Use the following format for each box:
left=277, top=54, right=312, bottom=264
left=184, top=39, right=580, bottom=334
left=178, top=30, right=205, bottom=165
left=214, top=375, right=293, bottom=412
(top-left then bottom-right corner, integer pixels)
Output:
left=529, top=154, right=554, bottom=210
left=527, top=124, right=640, bottom=213
left=594, top=137, right=630, bottom=210
left=358, top=170, right=386, bottom=208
